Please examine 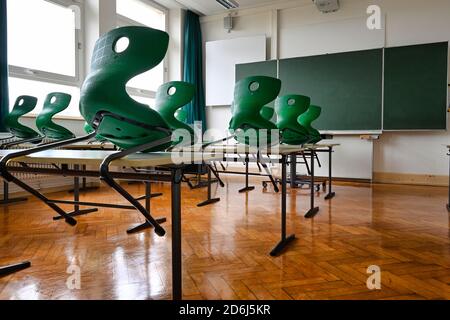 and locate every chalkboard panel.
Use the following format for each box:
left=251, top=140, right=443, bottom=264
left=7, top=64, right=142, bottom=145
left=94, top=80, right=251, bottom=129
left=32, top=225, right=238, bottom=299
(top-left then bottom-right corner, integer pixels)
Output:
left=279, top=49, right=383, bottom=131
left=383, top=42, right=448, bottom=130
left=236, top=60, right=277, bottom=81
